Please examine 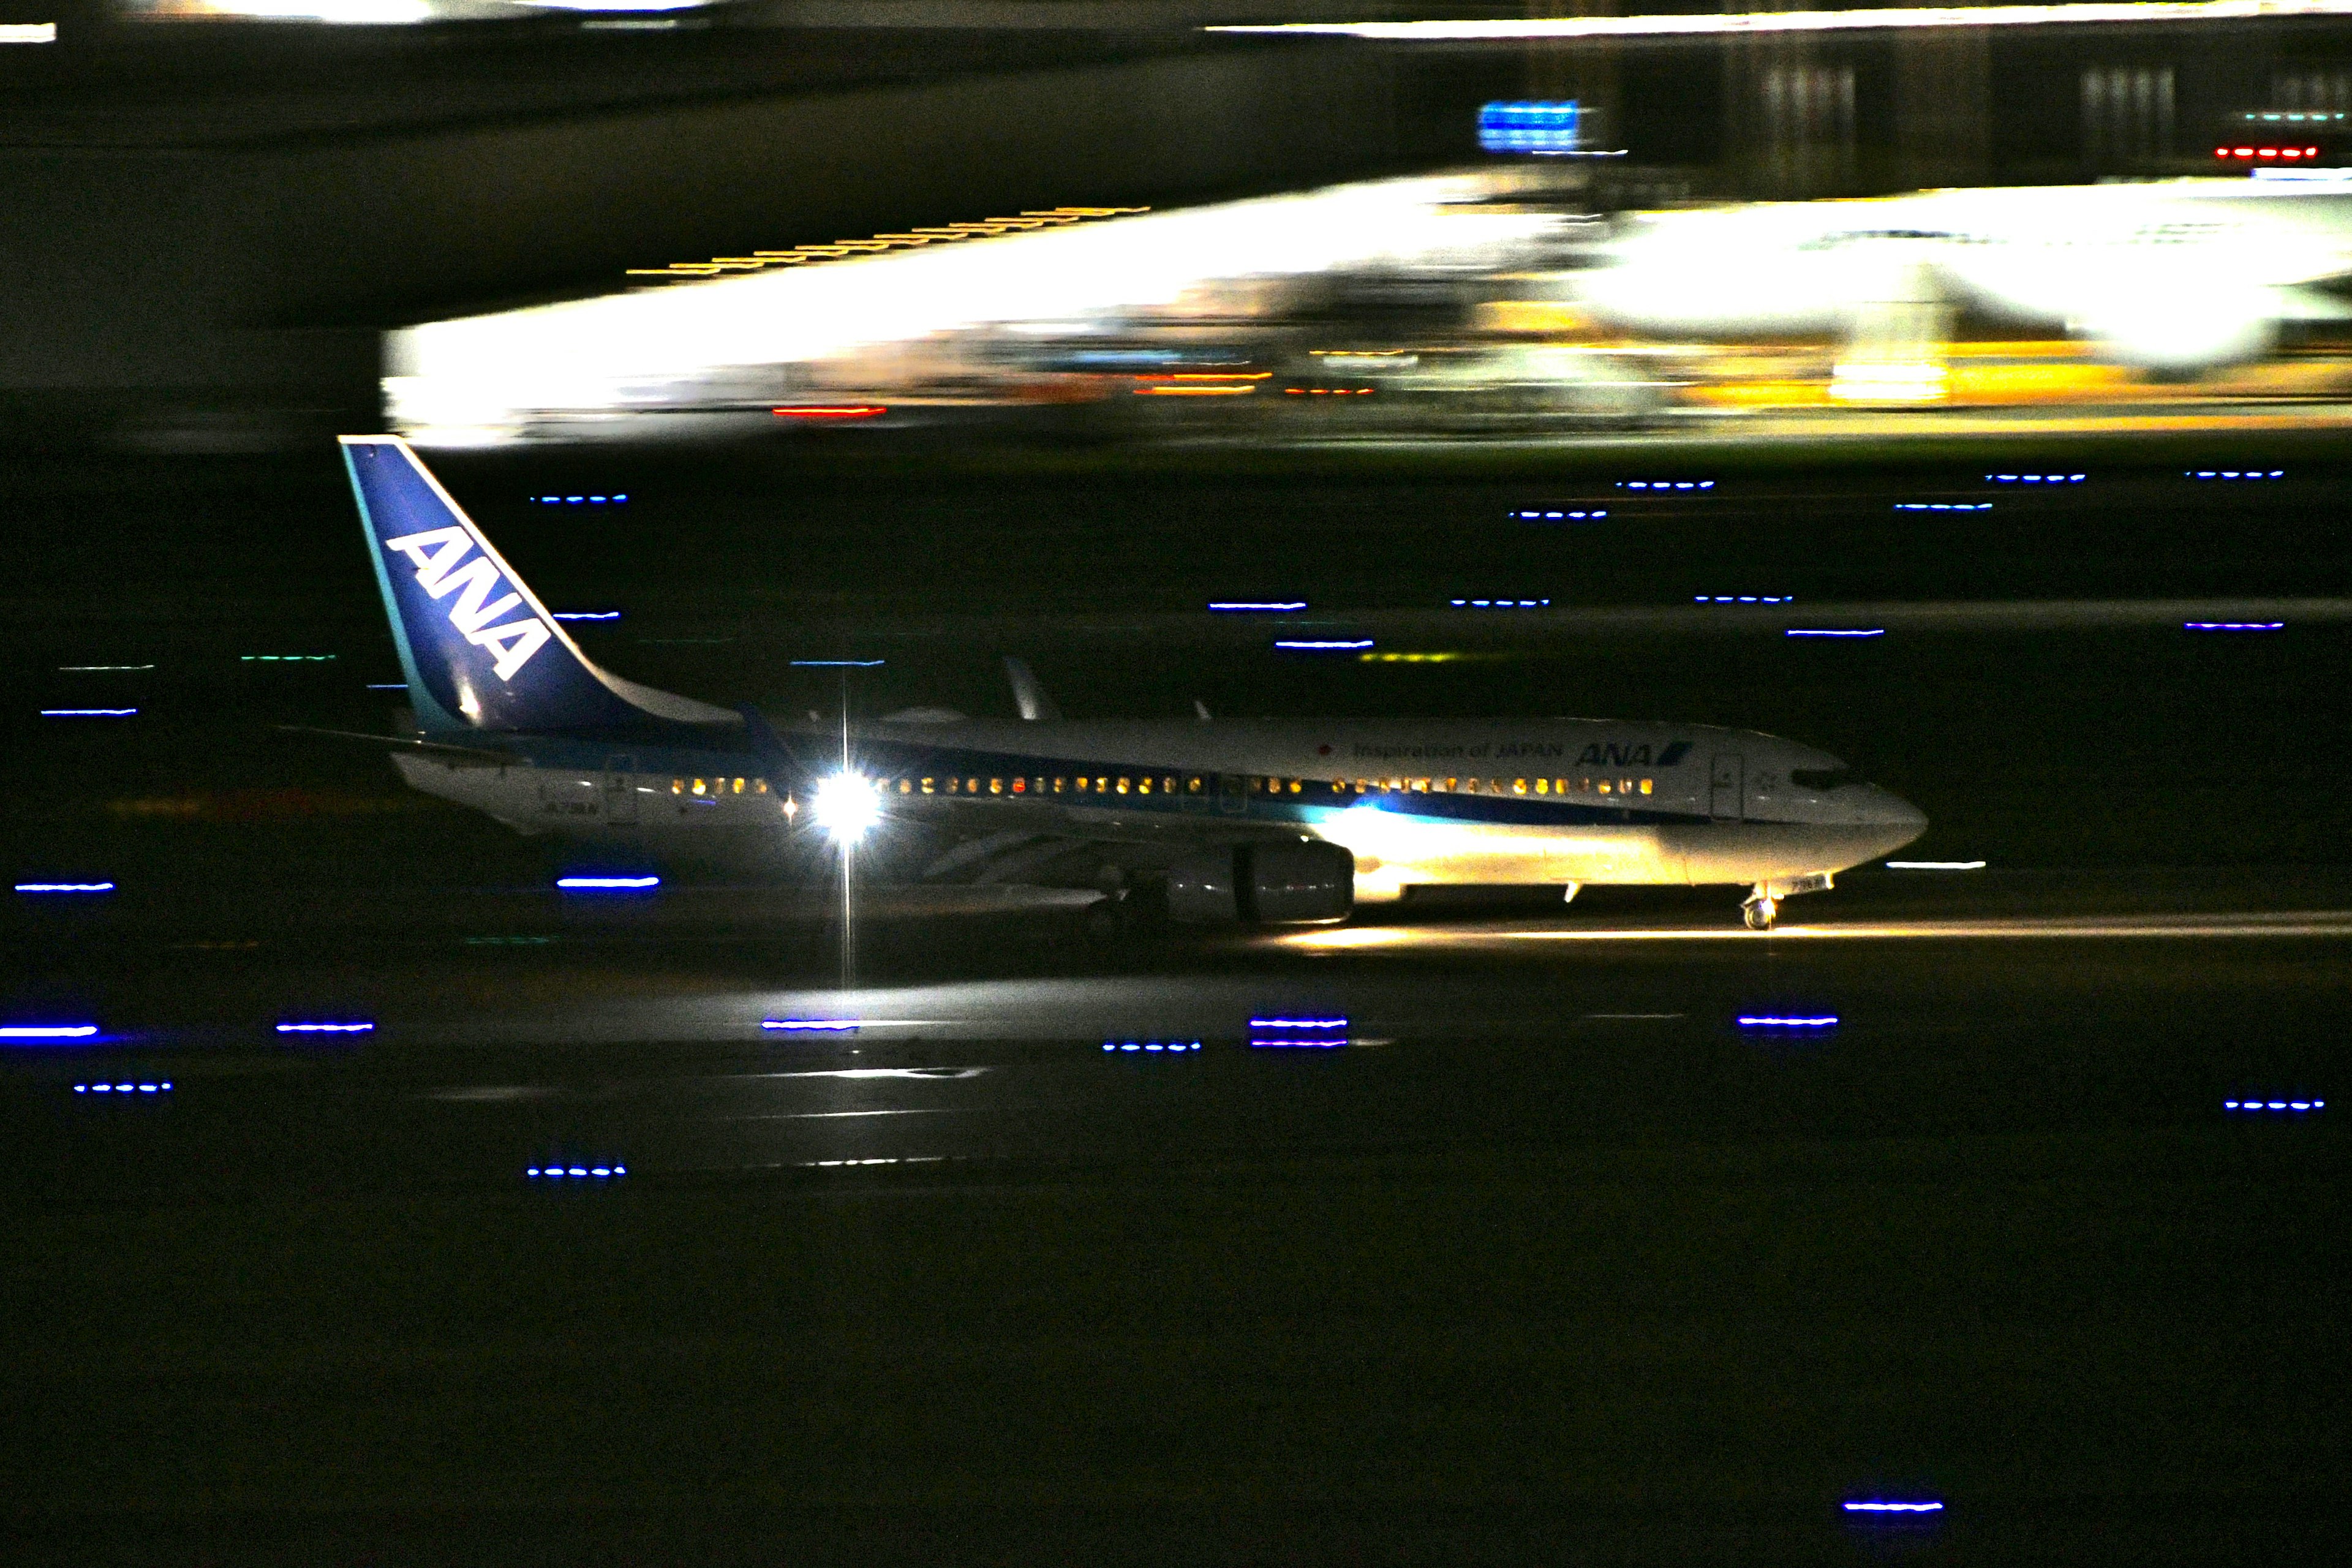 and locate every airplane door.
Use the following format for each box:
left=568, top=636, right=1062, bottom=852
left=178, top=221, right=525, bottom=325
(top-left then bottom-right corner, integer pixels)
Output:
left=604, top=754, right=638, bottom=824
left=1709, top=753, right=1744, bottom=821
left=1219, top=773, right=1248, bottom=817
